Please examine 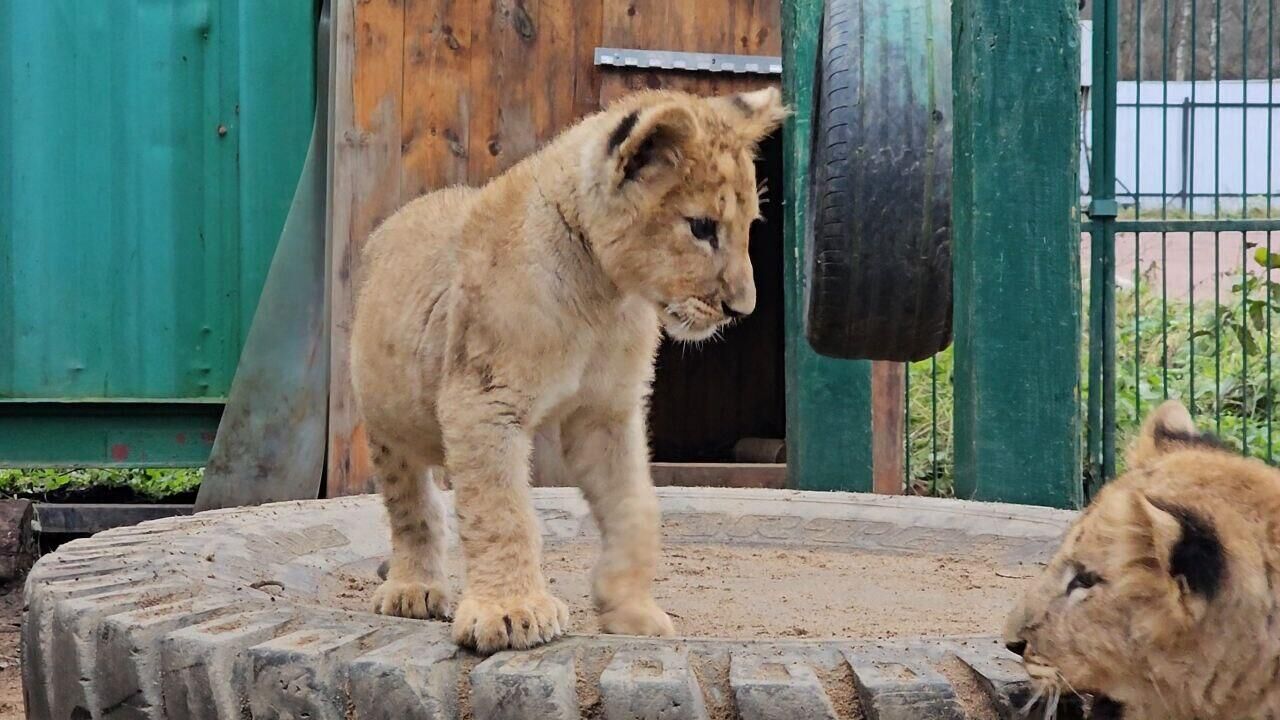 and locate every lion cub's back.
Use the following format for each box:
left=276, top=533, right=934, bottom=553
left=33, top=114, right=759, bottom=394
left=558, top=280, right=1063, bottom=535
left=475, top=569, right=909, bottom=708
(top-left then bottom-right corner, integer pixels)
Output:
left=362, top=185, right=479, bottom=272
left=351, top=185, right=480, bottom=434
